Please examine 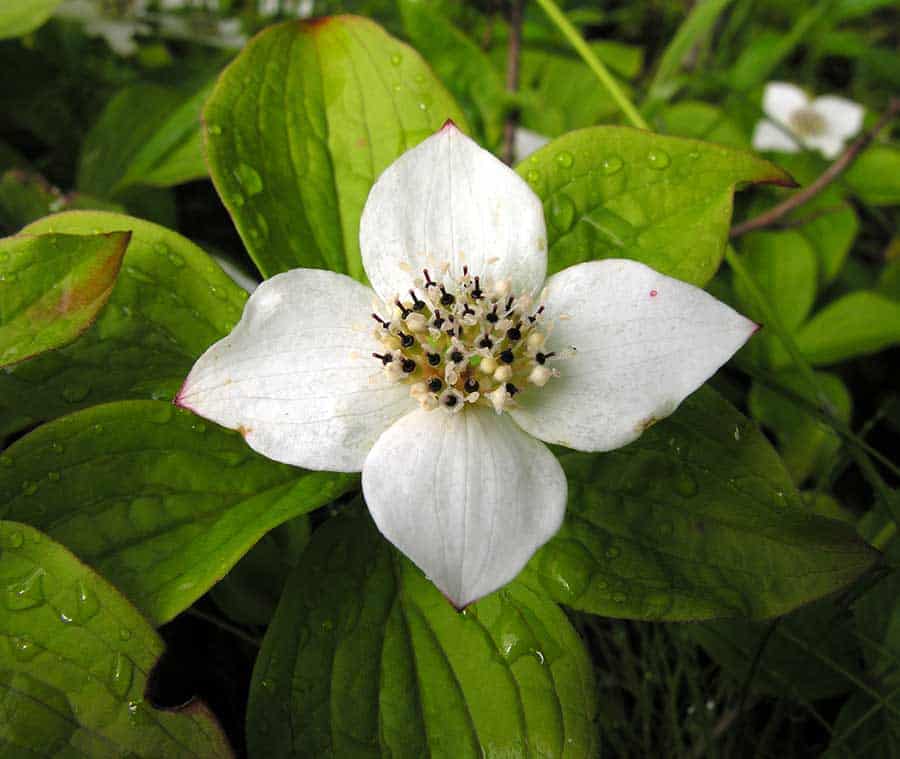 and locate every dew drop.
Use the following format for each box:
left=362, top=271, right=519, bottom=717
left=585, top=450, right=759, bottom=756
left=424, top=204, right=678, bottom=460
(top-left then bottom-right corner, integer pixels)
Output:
left=9, top=634, right=40, bottom=661
left=119, top=628, right=132, bottom=641
left=538, top=539, right=594, bottom=601
left=50, top=441, right=64, bottom=454
left=167, top=251, right=184, bottom=268
left=57, top=580, right=101, bottom=625
left=208, top=124, right=223, bottom=135
left=642, top=592, right=673, bottom=618
left=390, top=53, right=402, bottom=66
left=92, top=424, right=104, bottom=434
left=21, top=480, right=37, bottom=496
left=47, top=471, right=60, bottom=482
left=0, top=454, right=13, bottom=467
left=647, top=149, right=671, bottom=170
left=5, top=568, right=46, bottom=610
left=234, top=163, right=264, bottom=196
left=109, top=653, right=134, bottom=698
left=605, top=545, right=621, bottom=559
left=61, top=383, right=90, bottom=403
left=688, top=150, right=700, bottom=160
left=555, top=150, right=574, bottom=168
left=191, top=422, right=206, bottom=434
left=601, top=155, right=624, bottom=175
left=1, top=272, right=19, bottom=283
left=6, top=530, right=23, bottom=548
left=125, top=266, right=154, bottom=284
left=209, top=285, right=227, bottom=300
left=0, top=251, right=8, bottom=263
left=549, top=193, right=576, bottom=233
left=526, top=169, right=541, bottom=185
left=232, top=194, right=245, bottom=208
left=612, top=591, right=627, bottom=603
